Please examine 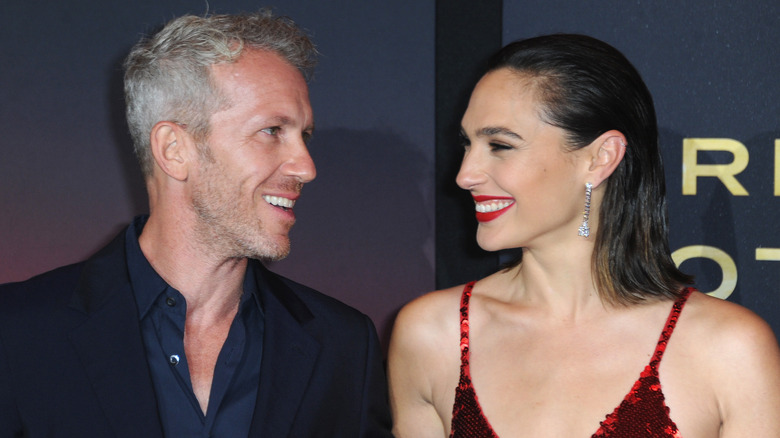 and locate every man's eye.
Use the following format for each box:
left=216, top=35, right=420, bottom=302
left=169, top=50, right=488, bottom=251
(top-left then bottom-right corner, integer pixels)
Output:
left=261, top=127, right=280, bottom=135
